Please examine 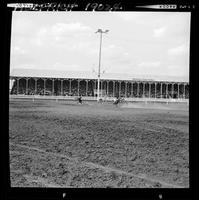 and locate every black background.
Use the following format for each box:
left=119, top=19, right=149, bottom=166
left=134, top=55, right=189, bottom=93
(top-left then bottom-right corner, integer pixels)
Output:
left=2, top=0, right=197, bottom=199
